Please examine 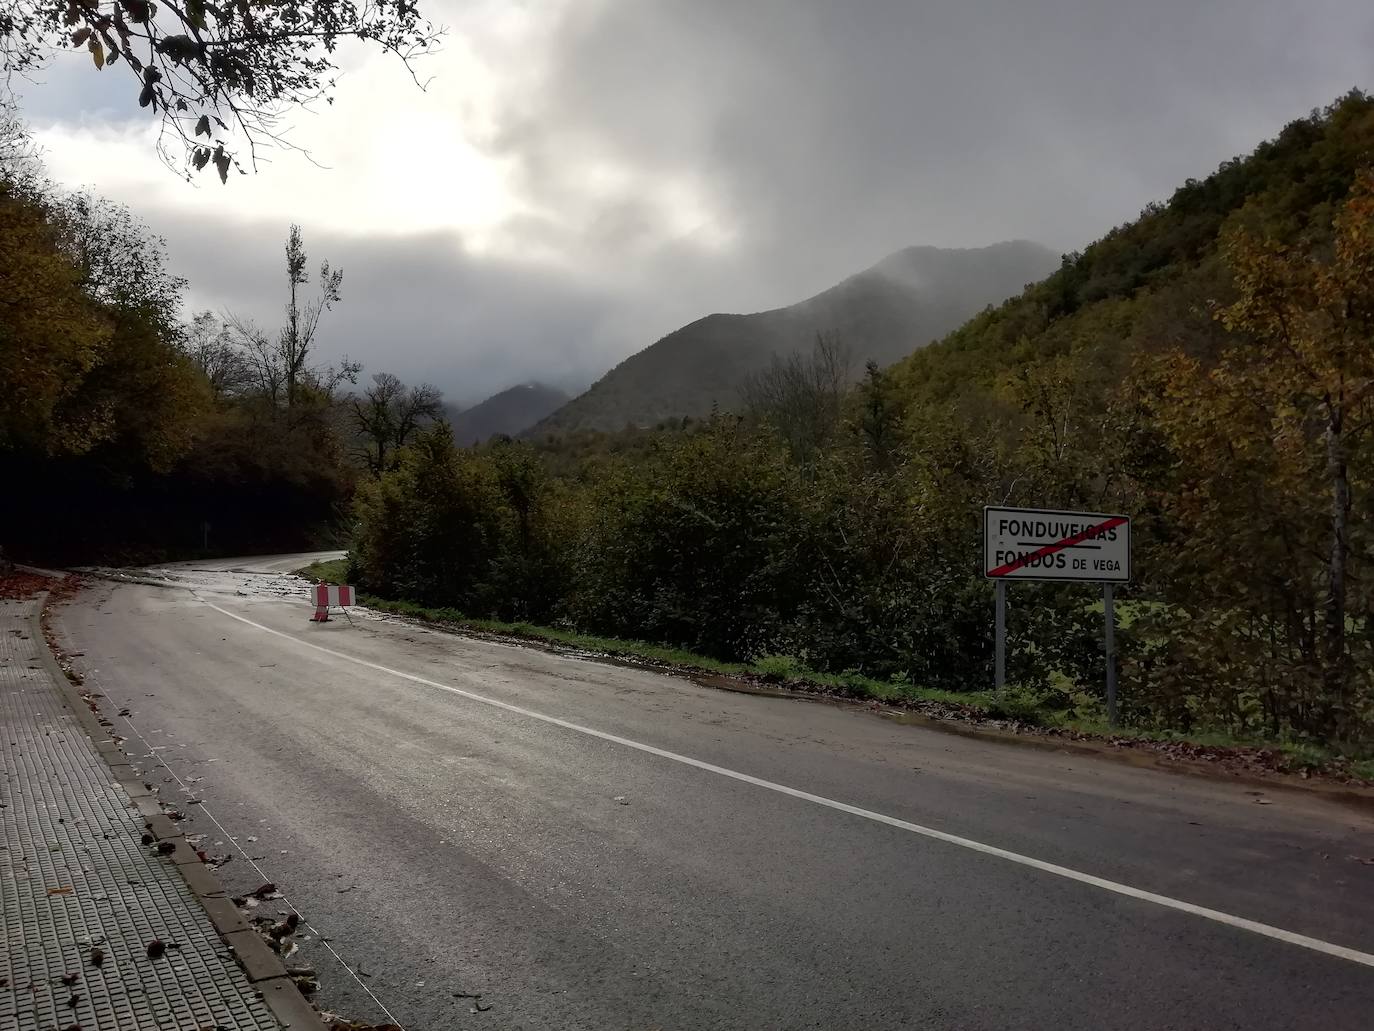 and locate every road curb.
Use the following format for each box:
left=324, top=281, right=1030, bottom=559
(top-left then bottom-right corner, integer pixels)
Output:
left=26, top=574, right=329, bottom=1031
